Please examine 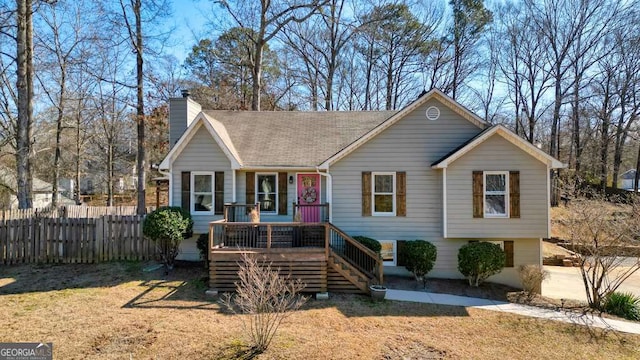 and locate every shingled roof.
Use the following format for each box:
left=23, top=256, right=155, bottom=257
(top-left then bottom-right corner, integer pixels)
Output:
left=202, top=110, right=397, bottom=167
